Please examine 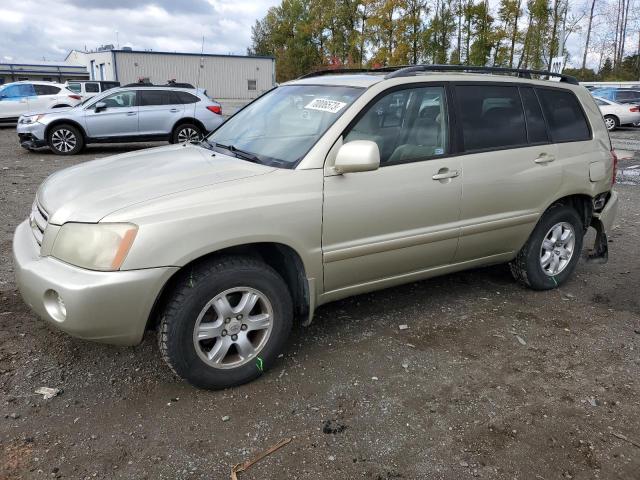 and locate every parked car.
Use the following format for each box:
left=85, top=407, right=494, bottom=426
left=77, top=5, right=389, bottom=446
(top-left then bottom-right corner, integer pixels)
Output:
left=0, top=81, right=82, bottom=123
left=591, top=87, right=640, bottom=105
left=65, top=80, right=120, bottom=99
left=13, top=66, right=618, bottom=389
left=593, top=96, right=640, bottom=130
left=16, top=85, right=223, bottom=154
